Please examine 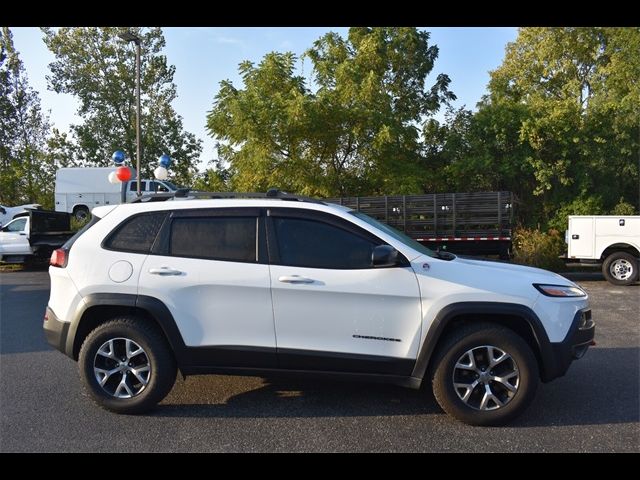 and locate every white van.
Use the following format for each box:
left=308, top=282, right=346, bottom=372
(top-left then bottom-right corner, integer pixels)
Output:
left=54, top=167, right=177, bottom=220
